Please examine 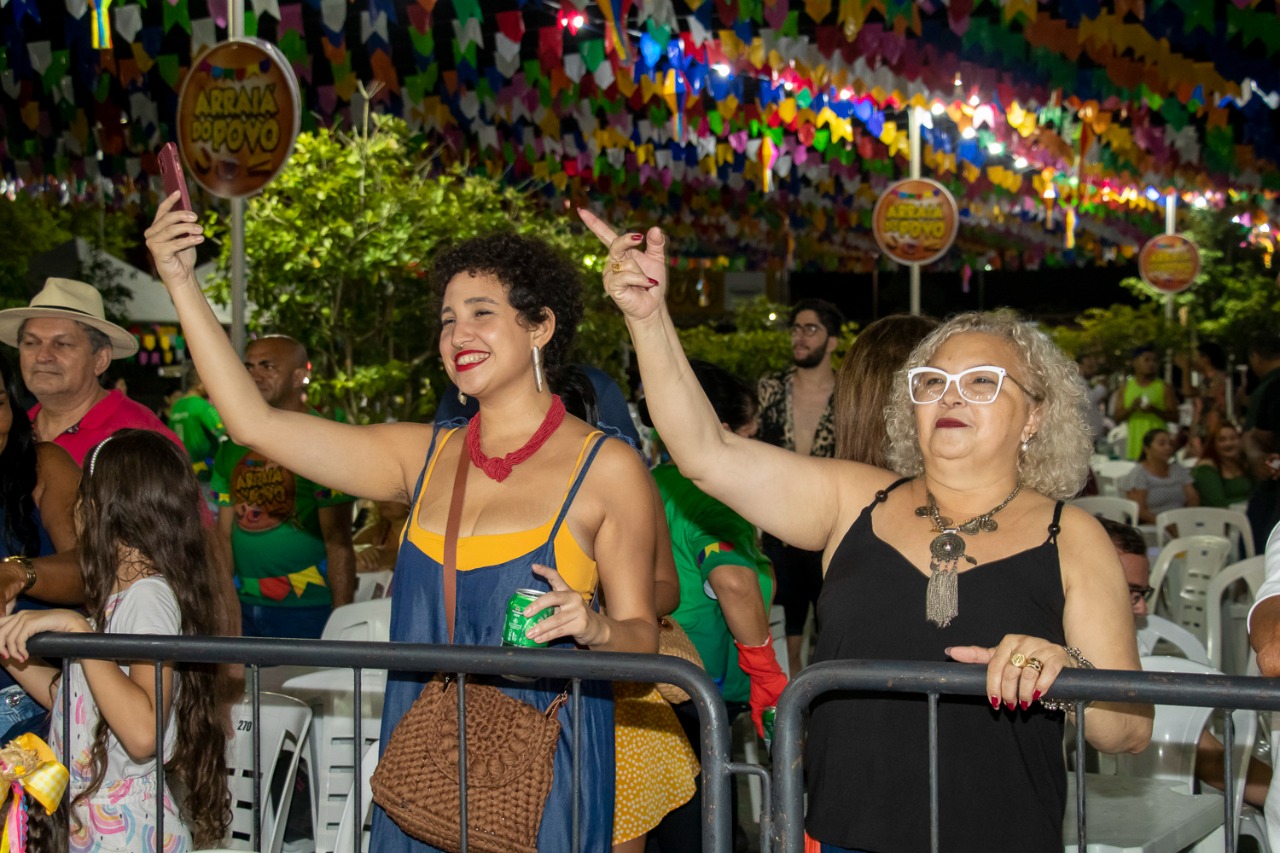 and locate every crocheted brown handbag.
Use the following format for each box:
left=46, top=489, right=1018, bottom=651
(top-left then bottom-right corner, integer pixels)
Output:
left=655, top=616, right=705, bottom=705
left=371, top=445, right=566, bottom=853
